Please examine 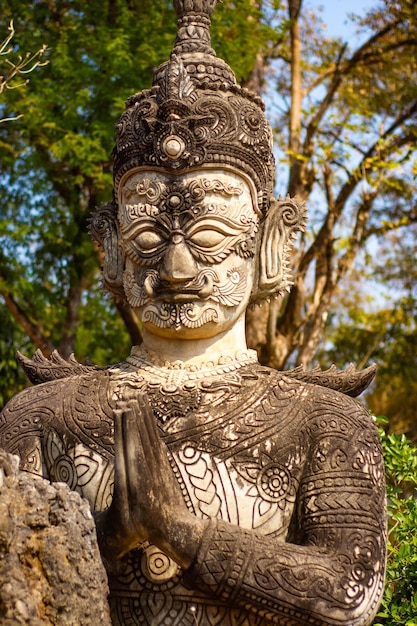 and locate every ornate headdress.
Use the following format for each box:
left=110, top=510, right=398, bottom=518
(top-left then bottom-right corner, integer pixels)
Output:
left=91, top=0, right=306, bottom=303
left=113, top=0, right=274, bottom=216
